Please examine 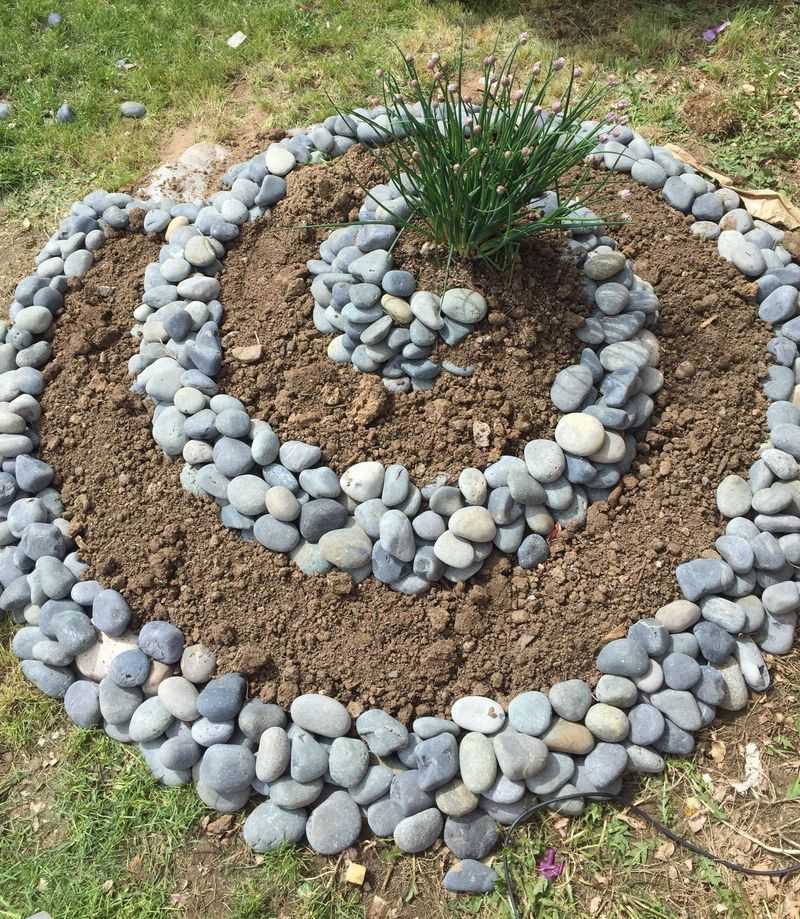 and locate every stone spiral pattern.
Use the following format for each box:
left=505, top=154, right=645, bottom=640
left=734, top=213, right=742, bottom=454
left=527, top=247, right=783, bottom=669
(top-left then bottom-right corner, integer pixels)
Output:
left=2, top=106, right=798, bottom=895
